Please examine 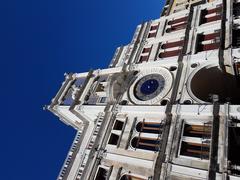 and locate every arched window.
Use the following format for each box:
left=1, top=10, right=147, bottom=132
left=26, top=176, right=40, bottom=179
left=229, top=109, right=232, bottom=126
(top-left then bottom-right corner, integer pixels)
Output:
left=131, top=137, right=160, bottom=151
left=136, top=122, right=162, bottom=134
